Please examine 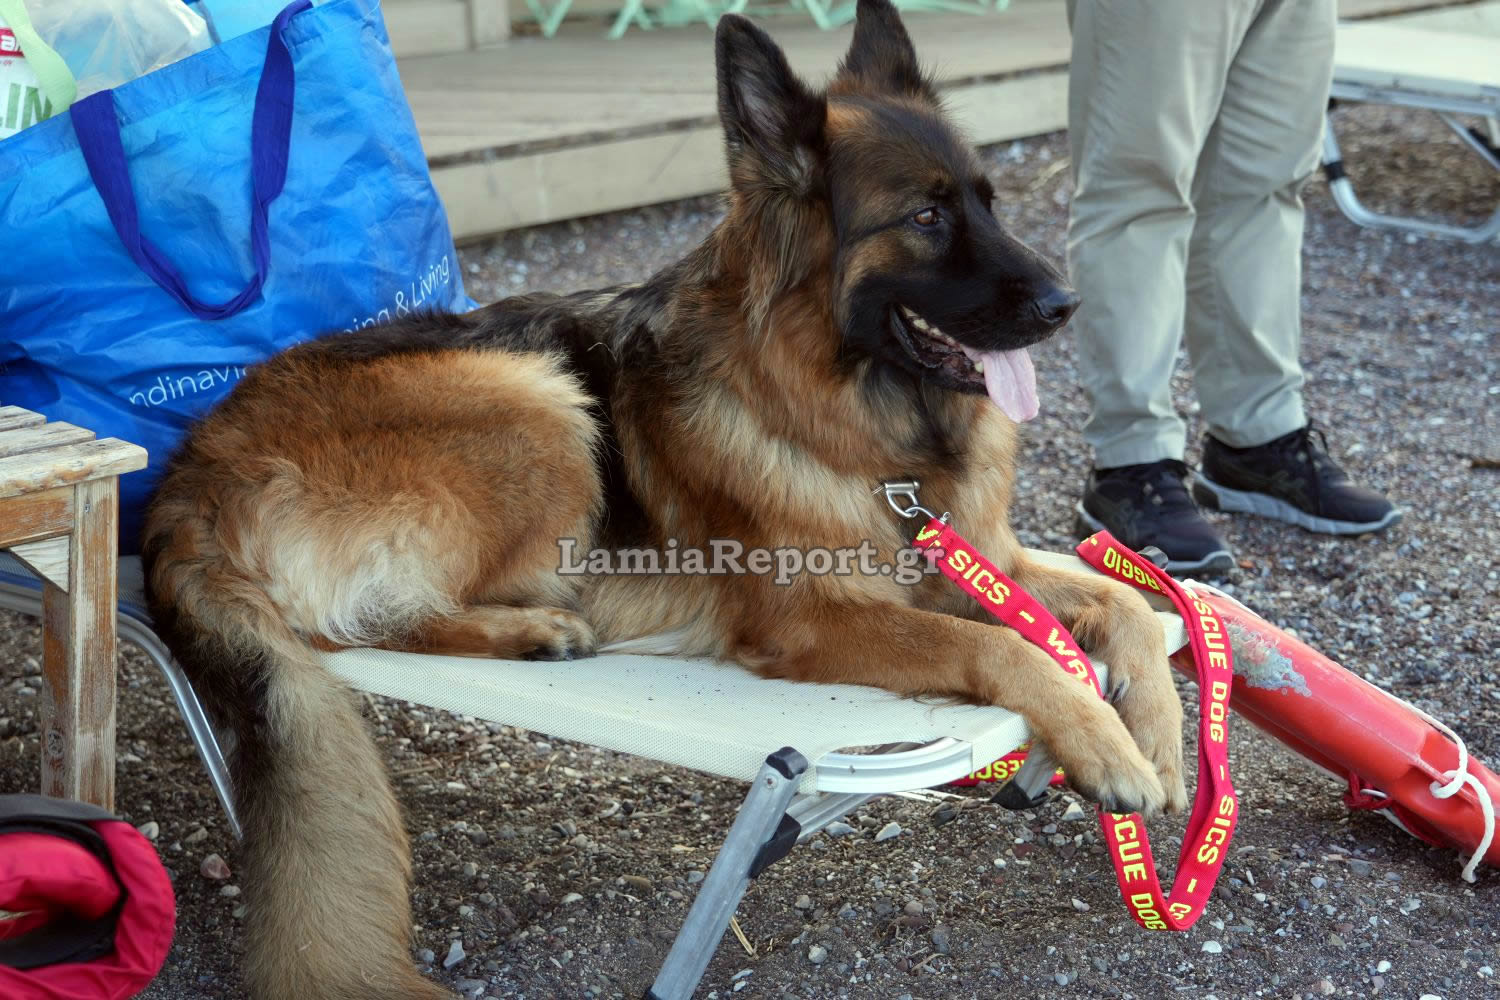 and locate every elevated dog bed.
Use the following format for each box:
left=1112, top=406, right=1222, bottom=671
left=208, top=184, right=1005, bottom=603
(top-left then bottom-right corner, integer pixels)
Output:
left=0, top=549, right=1187, bottom=998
